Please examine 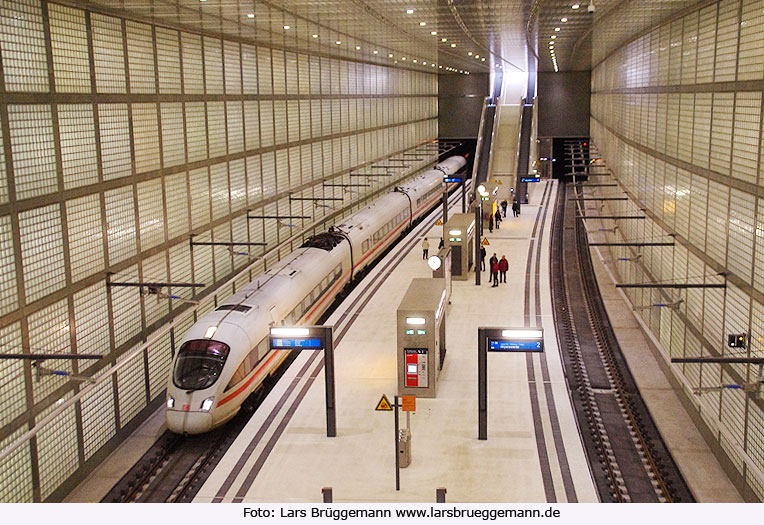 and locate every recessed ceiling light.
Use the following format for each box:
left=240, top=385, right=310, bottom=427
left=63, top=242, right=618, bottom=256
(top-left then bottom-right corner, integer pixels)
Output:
left=431, top=31, right=437, bottom=35
left=481, top=57, right=485, bottom=61
left=432, top=64, right=436, bottom=67
left=283, top=25, right=290, bottom=30
left=413, top=59, right=417, bottom=63
left=450, top=43, right=456, bottom=47
left=554, top=27, right=561, bottom=31
left=423, top=61, right=427, bottom=65
left=312, top=34, right=319, bottom=38
left=406, top=8, right=415, bottom=14
left=441, top=38, right=447, bottom=42
left=335, top=40, right=341, bottom=45
left=356, top=45, right=361, bottom=50
left=419, top=21, right=426, bottom=26
left=561, top=17, right=568, bottom=22
left=468, top=52, right=473, bottom=56
left=373, top=50, right=378, bottom=54
left=551, top=35, right=557, bottom=39
left=389, top=53, right=394, bottom=57
left=402, top=56, right=407, bottom=60
left=475, top=55, right=480, bottom=58
left=247, top=13, right=255, bottom=19
left=572, top=3, right=580, bottom=8
left=439, top=65, right=442, bottom=68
